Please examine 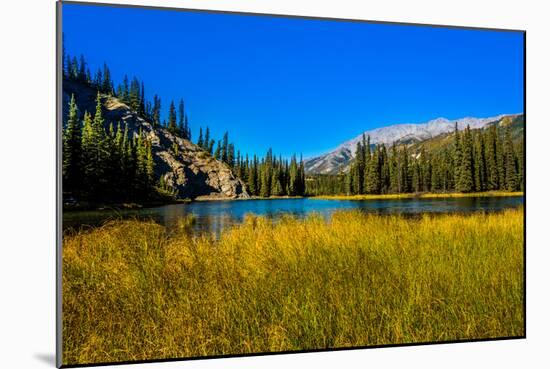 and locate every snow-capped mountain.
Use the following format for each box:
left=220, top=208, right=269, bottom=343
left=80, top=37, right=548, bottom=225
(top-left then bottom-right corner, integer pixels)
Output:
left=304, top=114, right=519, bottom=175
